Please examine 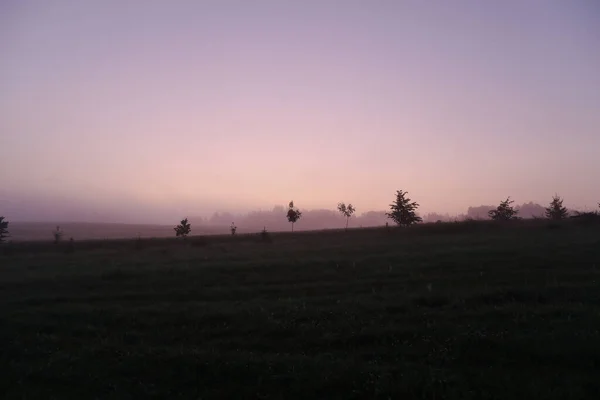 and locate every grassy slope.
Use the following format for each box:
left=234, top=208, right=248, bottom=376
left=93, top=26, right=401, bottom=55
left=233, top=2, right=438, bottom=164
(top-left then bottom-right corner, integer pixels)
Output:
left=6, top=222, right=227, bottom=241
left=1, top=220, right=600, bottom=399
